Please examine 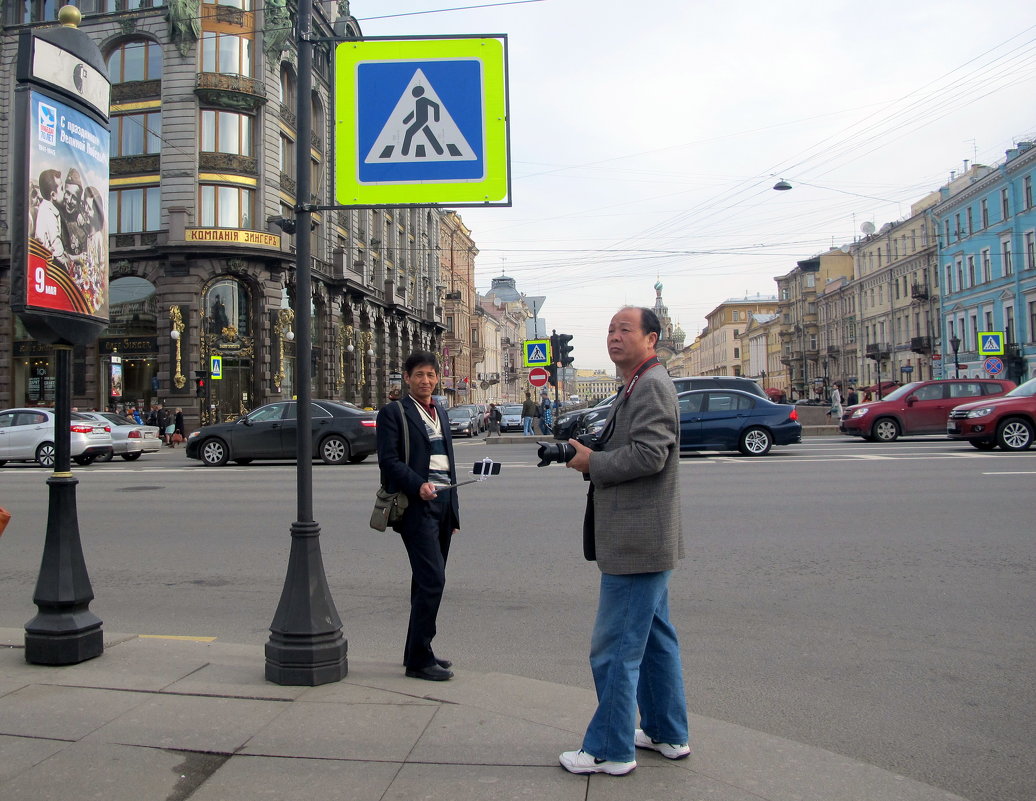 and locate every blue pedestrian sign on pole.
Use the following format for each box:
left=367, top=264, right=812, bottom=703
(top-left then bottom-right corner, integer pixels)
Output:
left=978, top=331, right=1004, bottom=356
left=523, top=339, right=550, bottom=368
left=335, top=37, right=510, bottom=207
left=210, top=355, right=222, bottom=380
